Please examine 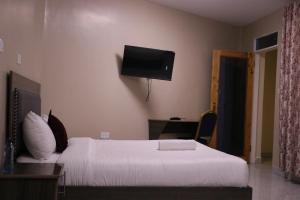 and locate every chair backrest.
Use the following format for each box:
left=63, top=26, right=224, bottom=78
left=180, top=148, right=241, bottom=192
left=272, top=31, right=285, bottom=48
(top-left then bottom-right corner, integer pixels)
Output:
left=194, top=111, right=217, bottom=140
